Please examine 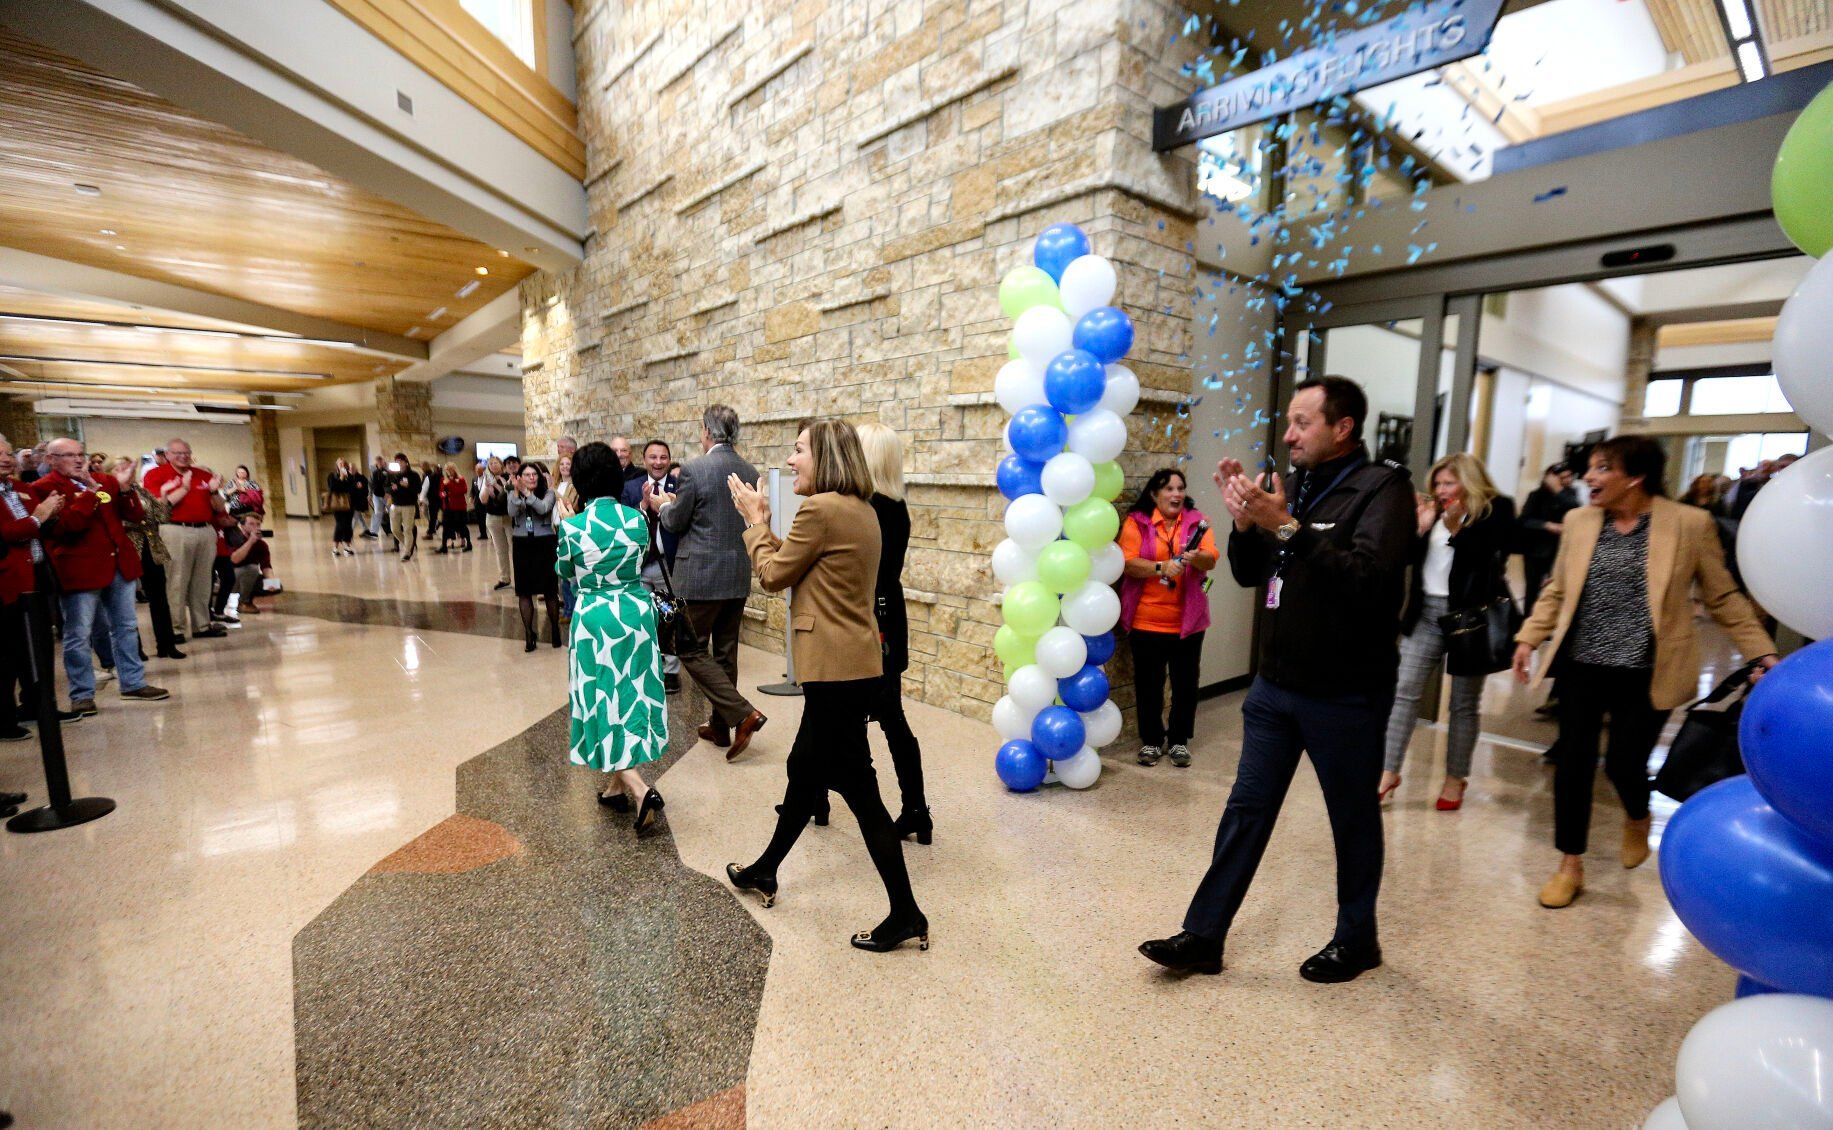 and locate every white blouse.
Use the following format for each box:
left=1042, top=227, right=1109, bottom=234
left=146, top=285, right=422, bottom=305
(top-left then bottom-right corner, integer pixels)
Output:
left=1422, top=518, right=1455, bottom=598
